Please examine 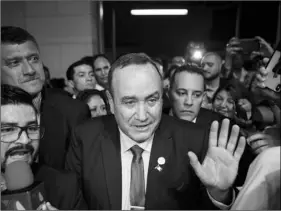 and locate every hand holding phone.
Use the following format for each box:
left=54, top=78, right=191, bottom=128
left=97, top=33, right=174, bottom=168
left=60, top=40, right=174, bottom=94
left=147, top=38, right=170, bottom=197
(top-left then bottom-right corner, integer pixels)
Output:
left=264, top=40, right=281, bottom=93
